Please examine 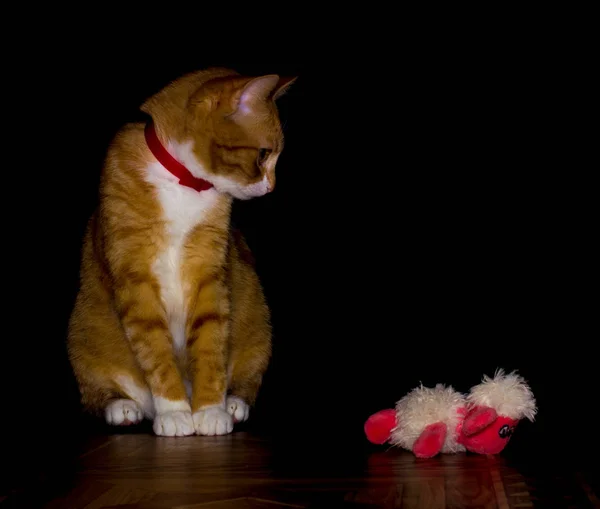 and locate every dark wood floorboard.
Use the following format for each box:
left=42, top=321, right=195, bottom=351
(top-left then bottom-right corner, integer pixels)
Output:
left=1, top=426, right=598, bottom=509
